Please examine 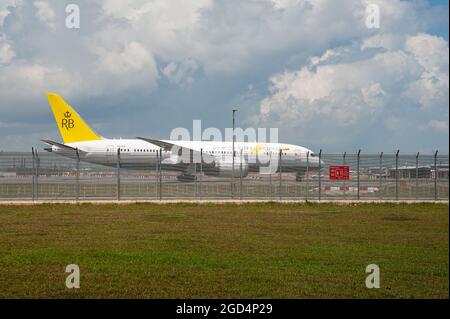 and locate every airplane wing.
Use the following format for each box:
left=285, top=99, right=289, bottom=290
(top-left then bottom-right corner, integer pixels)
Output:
left=136, top=138, right=173, bottom=151
left=137, top=137, right=216, bottom=164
